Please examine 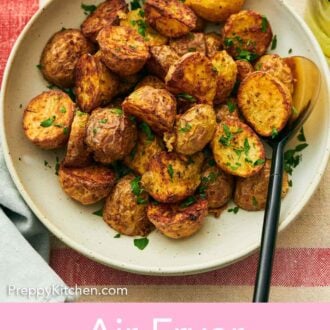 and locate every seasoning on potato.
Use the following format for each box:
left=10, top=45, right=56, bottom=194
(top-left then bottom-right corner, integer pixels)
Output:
left=85, top=107, right=137, bottom=164
left=215, top=99, right=241, bottom=123
left=40, top=29, right=94, bottom=88
left=97, top=26, right=150, bottom=76
left=134, top=75, right=166, bottom=90
left=169, top=33, right=206, bottom=57
left=145, top=0, right=197, bottom=38
left=59, top=165, right=116, bottom=205
left=236, top=59, right=254, bottom=82
left=205, top=32, right=223, bottom=58
left=23, top=91, right=75, bottom=150
left=237, top=71, right=292, bottom=137
left=103, top=174, right=154, bottom=236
